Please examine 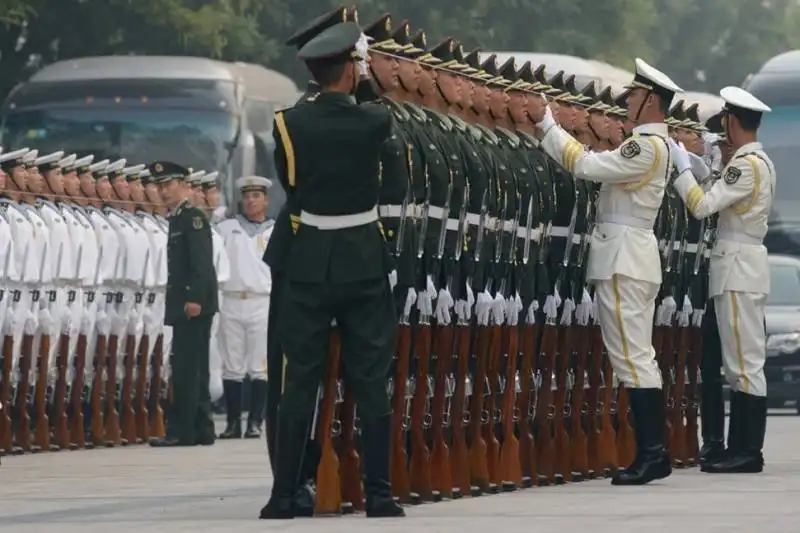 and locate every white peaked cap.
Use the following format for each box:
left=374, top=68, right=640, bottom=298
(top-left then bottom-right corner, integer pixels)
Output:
left=720, top=86, right=771, bottom=113
left=59, top=153, right=77, bottom=168
left=89, top=159, right=110, bottom=173
left=34, top=151, right=65, bottom=167
left=200, top=171, right=219, bottom=185
left=23, top=150, right=39, bottom=163
left=0, top=148, right=28, bottom=164
left=124, top=164, right=146, bottom=176
left=73, top=155, right=95, bottom=169
left=628, top=57, right=683, bottom=95
left=187, top=170, right=205, bottom=183
left=236, top=175, right=272, bottom=191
